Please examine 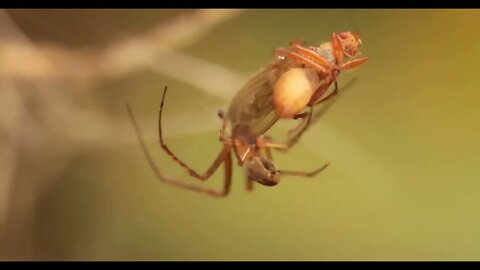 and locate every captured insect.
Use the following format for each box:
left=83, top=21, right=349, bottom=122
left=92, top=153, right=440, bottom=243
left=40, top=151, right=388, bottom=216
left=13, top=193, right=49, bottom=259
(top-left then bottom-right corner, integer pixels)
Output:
left=127, top=87, right=329, bottom=198
left=127, top=31, right=367, bottom=197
